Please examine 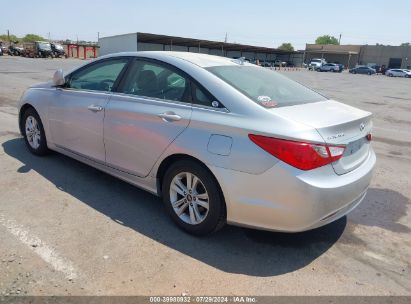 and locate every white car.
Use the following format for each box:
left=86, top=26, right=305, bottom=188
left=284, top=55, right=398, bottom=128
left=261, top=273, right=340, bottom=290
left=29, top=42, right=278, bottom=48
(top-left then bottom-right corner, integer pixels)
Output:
left=385, top=69, right=411, bottom=78
left=308, top=58, right=326, bottom=71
